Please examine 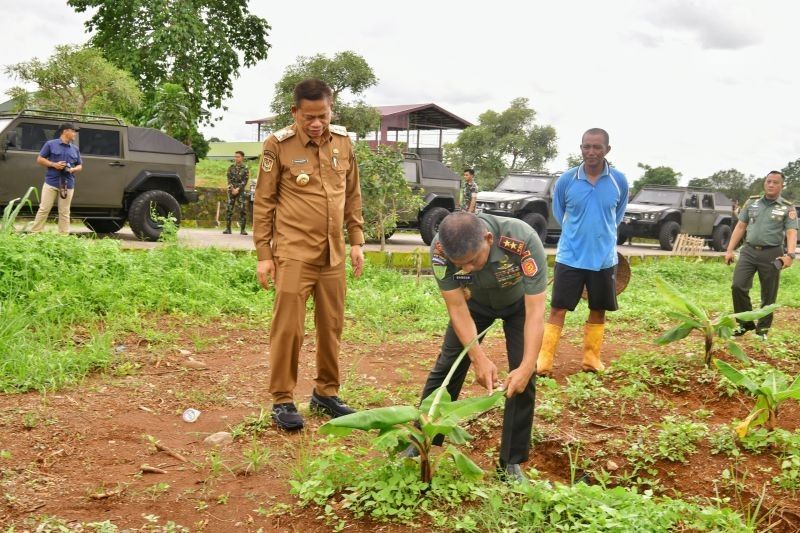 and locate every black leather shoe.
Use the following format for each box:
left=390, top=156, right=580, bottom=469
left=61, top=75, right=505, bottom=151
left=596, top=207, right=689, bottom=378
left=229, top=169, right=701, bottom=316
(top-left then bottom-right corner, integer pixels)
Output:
left=498, top=463, right=528, bottom=484
left=310, top=391, right=356, bottom=418
left=399, top=444, right=420, bottom=458
left=755, top=329, right=768, bottom=341
left=733, top=326, right=755, bottom=337
left=271, top=402, right=304, bottom=431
